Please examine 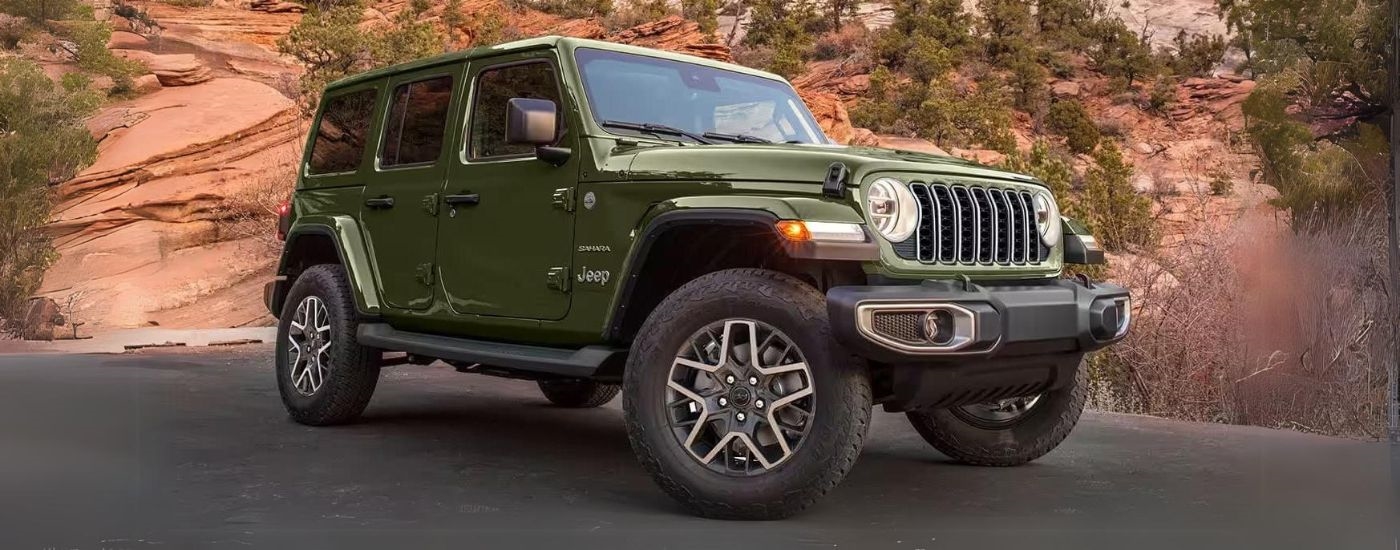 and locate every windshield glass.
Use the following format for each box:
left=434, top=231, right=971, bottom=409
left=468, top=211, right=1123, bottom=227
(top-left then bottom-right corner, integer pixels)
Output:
left=573, top=48, right=828, bottom=144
